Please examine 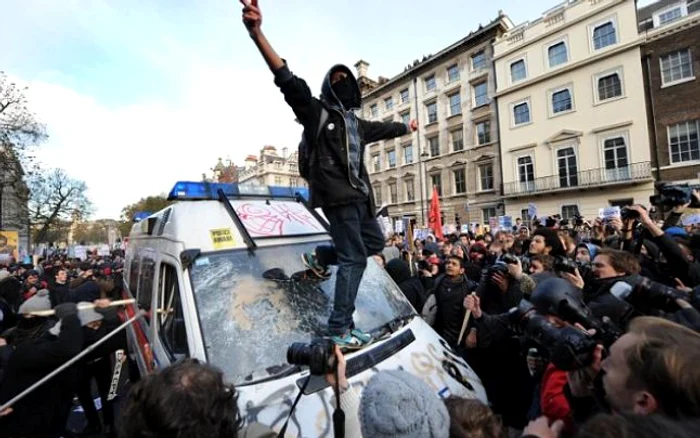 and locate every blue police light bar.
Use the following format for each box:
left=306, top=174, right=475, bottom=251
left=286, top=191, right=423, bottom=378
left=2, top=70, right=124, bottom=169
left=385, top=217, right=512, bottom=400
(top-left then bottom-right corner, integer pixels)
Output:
left=167, top=181, right=309, bottom=201
left=133, top=211, right=152, bottom=222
